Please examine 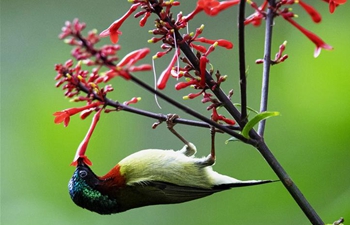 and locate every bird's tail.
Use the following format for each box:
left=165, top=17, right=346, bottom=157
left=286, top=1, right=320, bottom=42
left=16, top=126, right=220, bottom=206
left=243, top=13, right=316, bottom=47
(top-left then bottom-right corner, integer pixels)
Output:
left=213, top=179, right=277, bottom=190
